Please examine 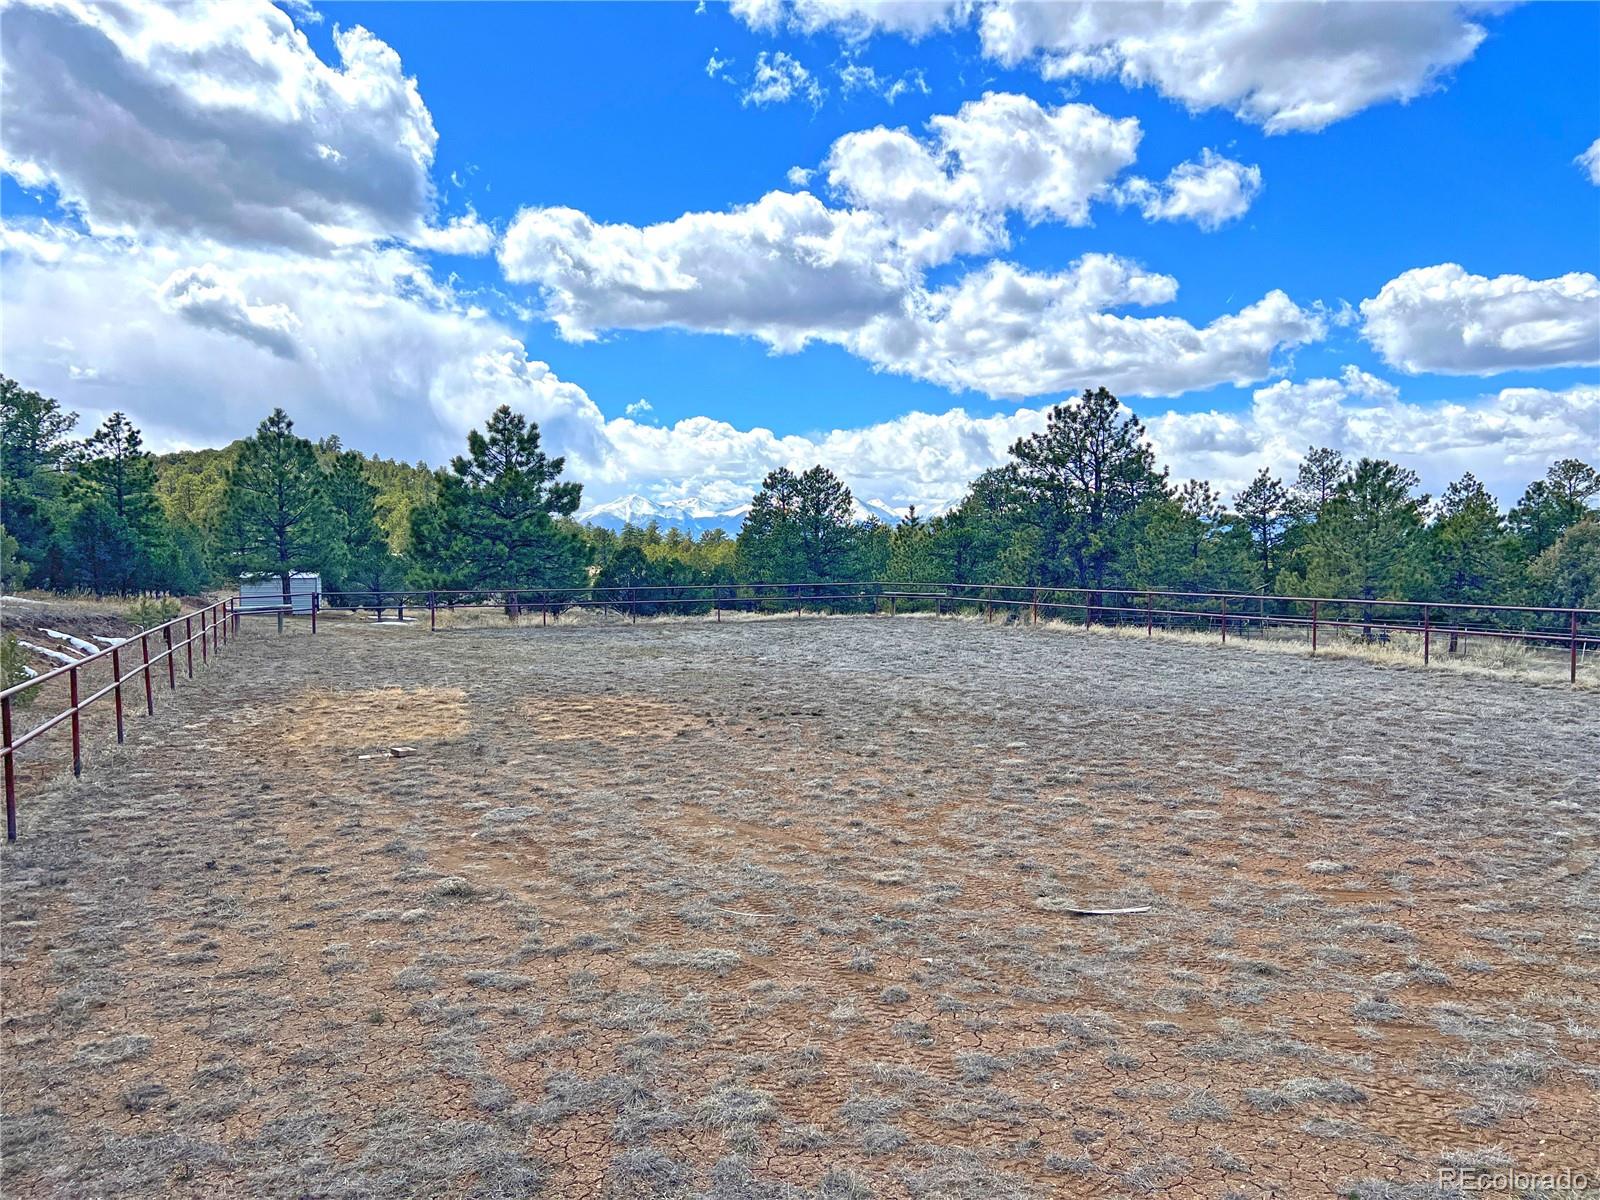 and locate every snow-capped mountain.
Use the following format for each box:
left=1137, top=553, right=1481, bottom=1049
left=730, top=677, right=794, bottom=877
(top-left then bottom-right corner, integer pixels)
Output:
left=578, top=493, right=910, bottom=534
left=852, top=497, right=910, bottom=525
left=578, top=494, right=750, bottom=535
